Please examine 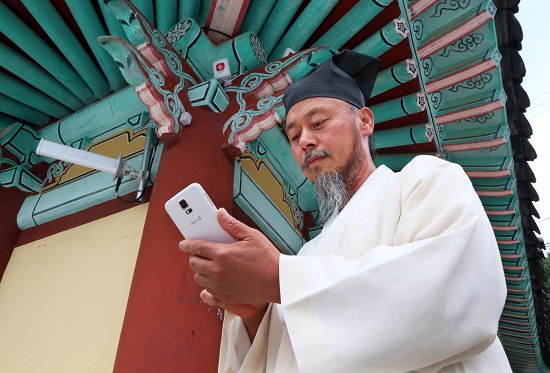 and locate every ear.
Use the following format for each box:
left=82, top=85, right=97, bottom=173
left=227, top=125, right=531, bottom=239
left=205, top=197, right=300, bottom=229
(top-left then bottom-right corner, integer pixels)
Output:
left=357, top=107, right=374, bottom=136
